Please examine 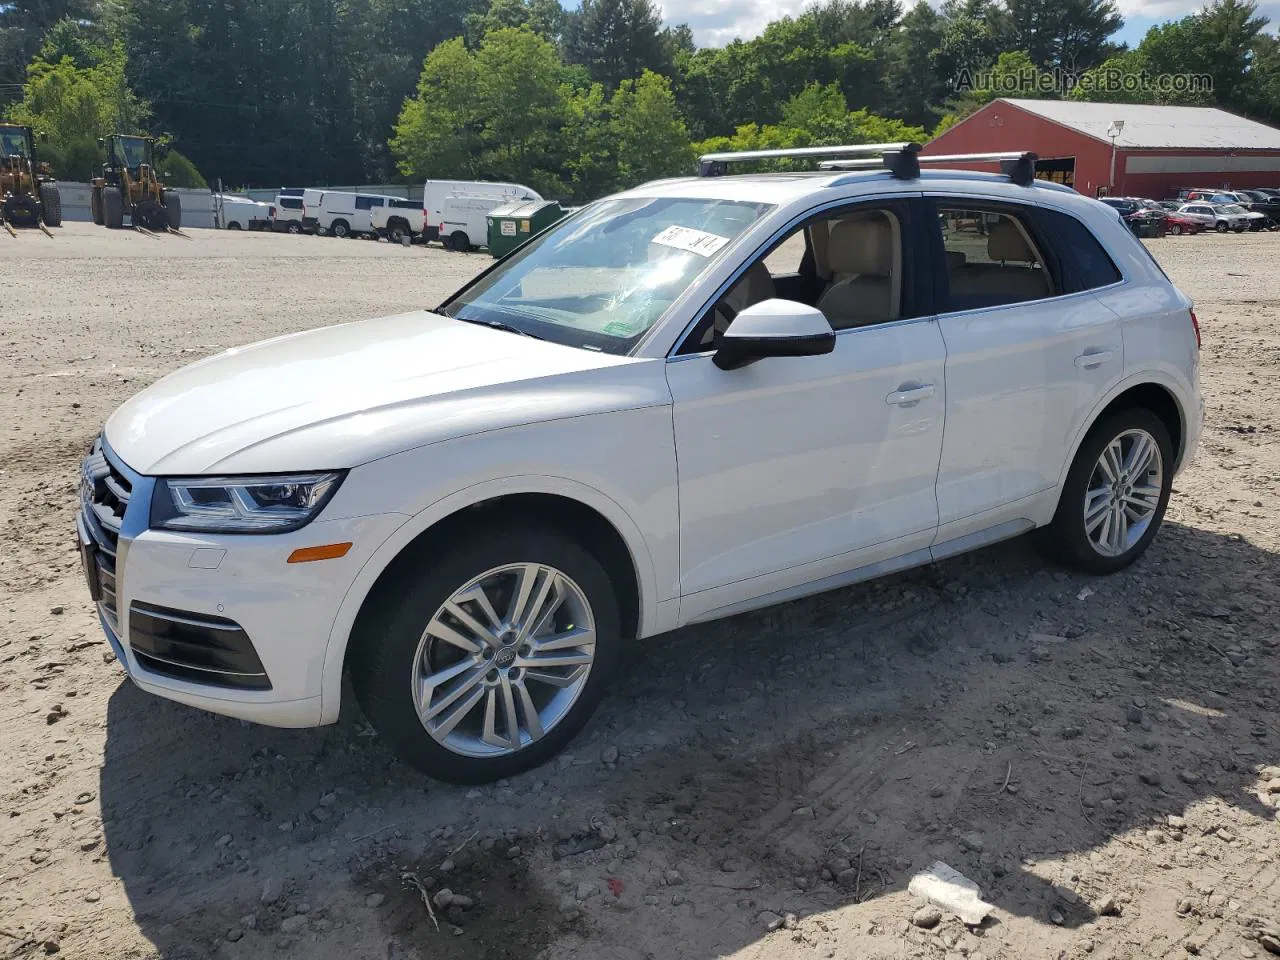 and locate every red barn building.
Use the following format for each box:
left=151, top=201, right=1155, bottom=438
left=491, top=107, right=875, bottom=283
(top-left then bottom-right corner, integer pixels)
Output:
left=922, top=98, right=1280, bottom=199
